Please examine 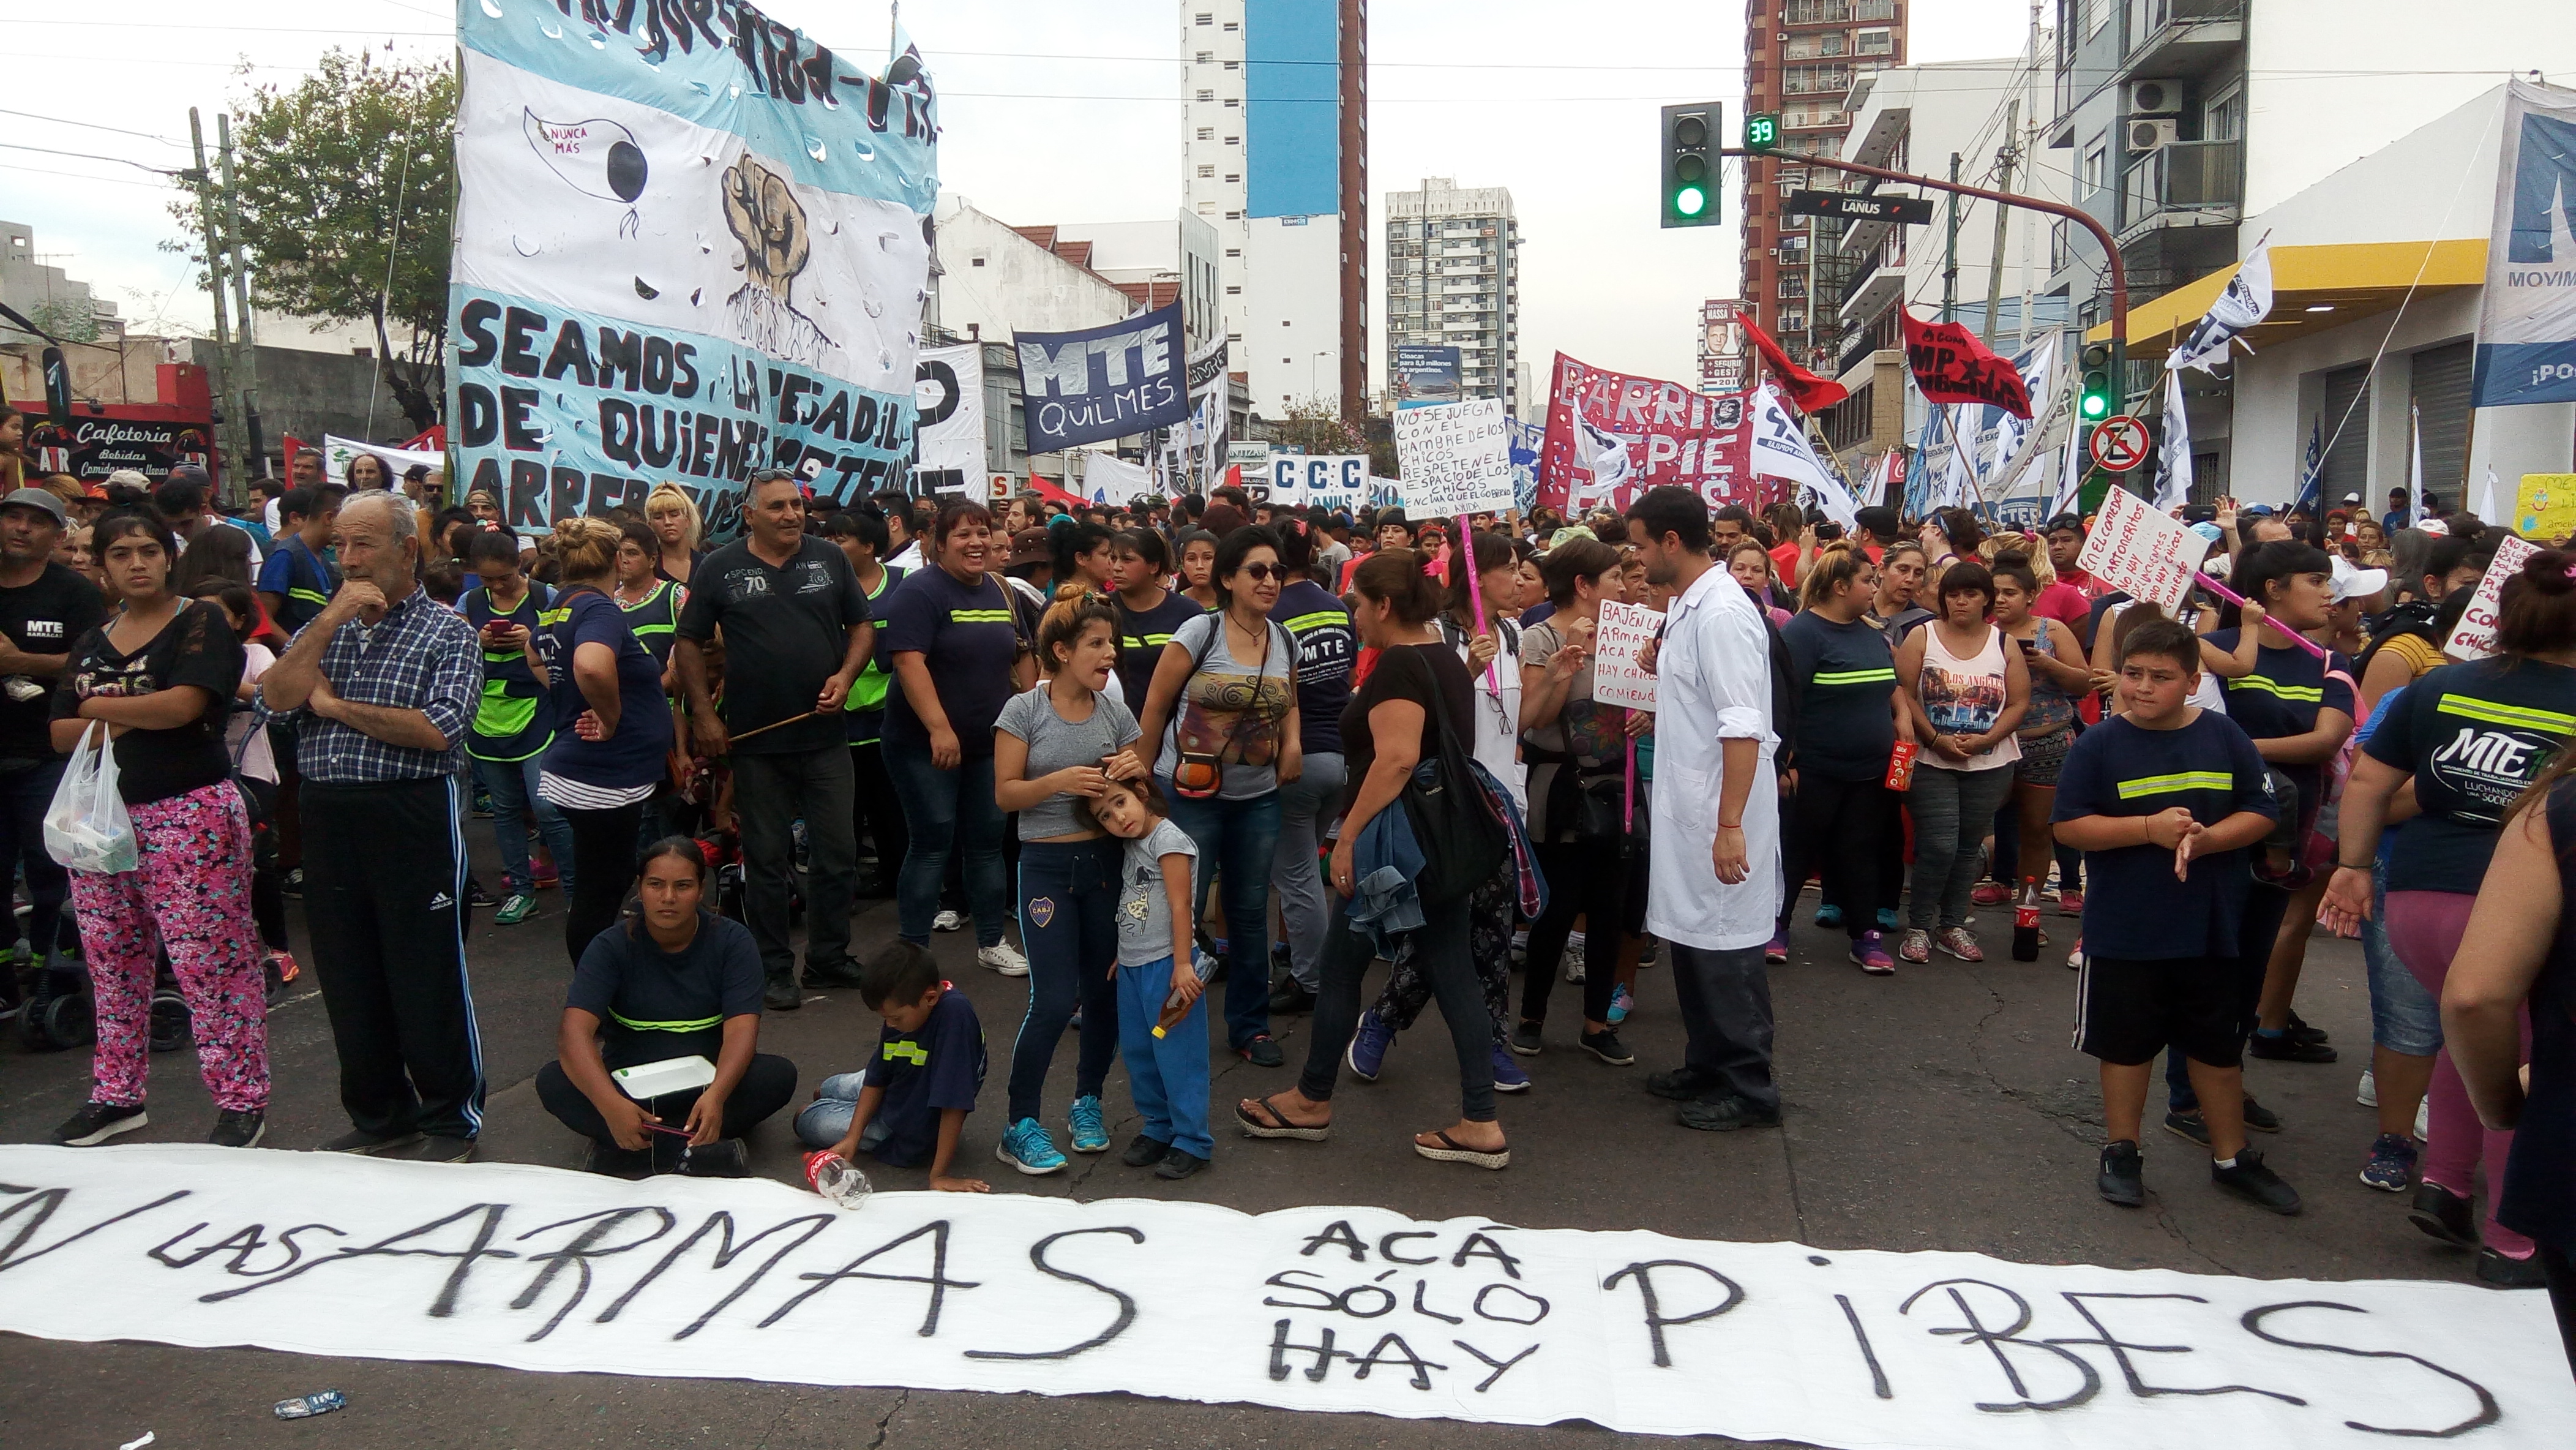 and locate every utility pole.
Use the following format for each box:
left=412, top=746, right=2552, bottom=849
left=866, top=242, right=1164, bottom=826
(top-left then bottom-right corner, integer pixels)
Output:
left=218, top=113, right=266, bottom=491
left=1941, top=152, right=1961, bottom=321
left=187, top=107, right=244, bottom=484
left=1981, top=99, right=2020, bottom=345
